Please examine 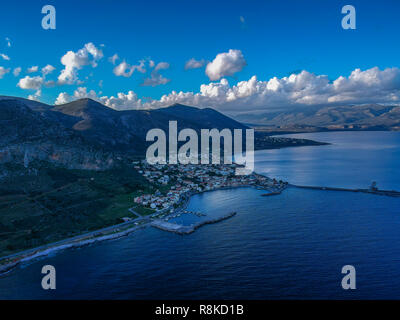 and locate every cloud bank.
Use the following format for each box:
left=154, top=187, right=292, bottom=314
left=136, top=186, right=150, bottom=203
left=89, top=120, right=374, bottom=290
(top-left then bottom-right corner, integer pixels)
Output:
left=54, top=67, right=400, bottom=114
